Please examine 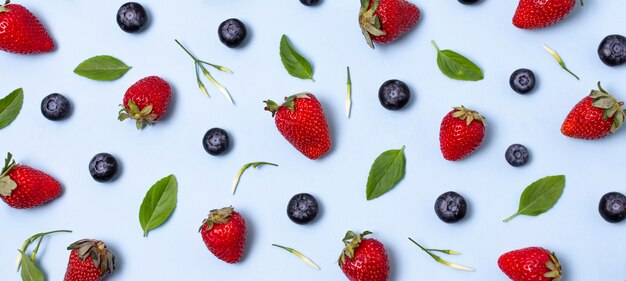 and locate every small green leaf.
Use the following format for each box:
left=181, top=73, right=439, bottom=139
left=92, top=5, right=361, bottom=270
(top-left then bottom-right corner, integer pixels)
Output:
left=0, top=88, right=24, bottom=129
left=504, top=175, right=566, bottom=222
left=279, top=35, right=314, bottom=81
left=366, top=146, right=406, bottom=200
left=432, top=41, right=483, bottom=81
left=232, top=162, right=278, bottom=194
left=19, top=251, right=43, bottom=281
left=73, top=55, right=131, bottom=81
left=139, top=175, right=178, bottom=237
